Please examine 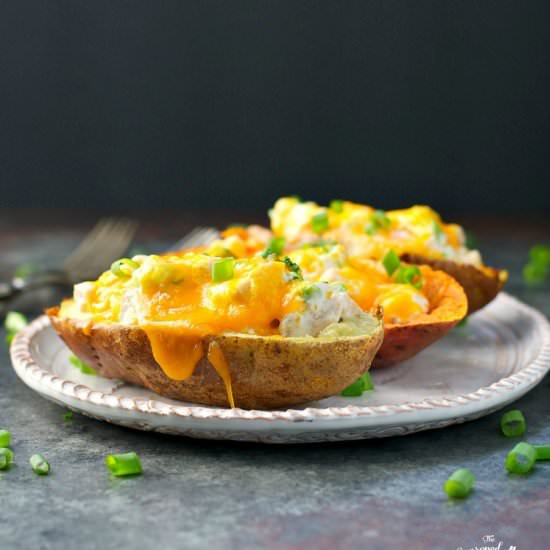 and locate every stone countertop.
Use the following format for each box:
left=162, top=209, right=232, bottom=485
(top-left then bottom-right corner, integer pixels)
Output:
left=0, top=212, right=549, bottom=550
